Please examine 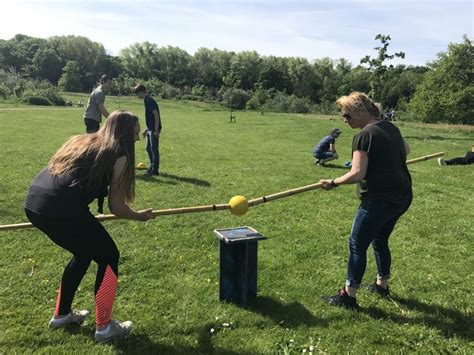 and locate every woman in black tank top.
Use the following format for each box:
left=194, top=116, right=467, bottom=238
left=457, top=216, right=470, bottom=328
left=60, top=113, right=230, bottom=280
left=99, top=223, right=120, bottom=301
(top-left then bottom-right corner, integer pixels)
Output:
left=24, top=110, right=155, bottom=343
left=318, top=92, right=413, bottom=310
